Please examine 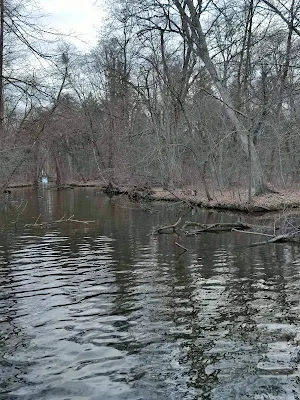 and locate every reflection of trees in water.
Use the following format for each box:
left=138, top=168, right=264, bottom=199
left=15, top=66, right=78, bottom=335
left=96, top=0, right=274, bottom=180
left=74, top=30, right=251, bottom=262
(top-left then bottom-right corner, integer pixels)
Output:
left=181, top=247, right=232, bottom=397
left=109, top=207, right=154, bottom=349
left=207, top=242, right=300, bottom=398
left=110, top=224, right=231, bottom=397
left=154, top=233, right=300, bottom=398
left=164, top=254, right=220, bottom=399
left=0, top=234, right=33, bottom=396
left=1, top=188, right=300, bottom=398
left=253, top=244, right=300, bottom=326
